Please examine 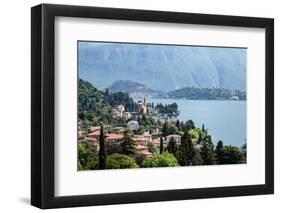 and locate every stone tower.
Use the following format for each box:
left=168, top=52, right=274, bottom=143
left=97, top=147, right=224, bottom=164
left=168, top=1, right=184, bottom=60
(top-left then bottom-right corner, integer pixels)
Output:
left=143, top=97, right=147, bottom=114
